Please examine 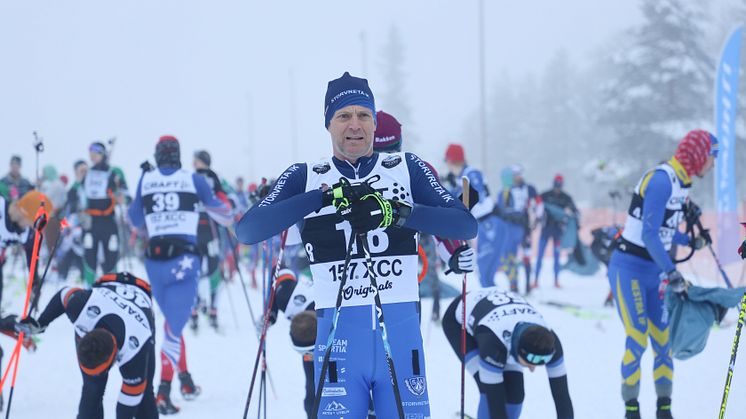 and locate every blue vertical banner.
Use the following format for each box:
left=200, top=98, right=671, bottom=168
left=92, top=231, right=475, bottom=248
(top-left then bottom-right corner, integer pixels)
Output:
left=715, top=26, right=743, bottom=266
